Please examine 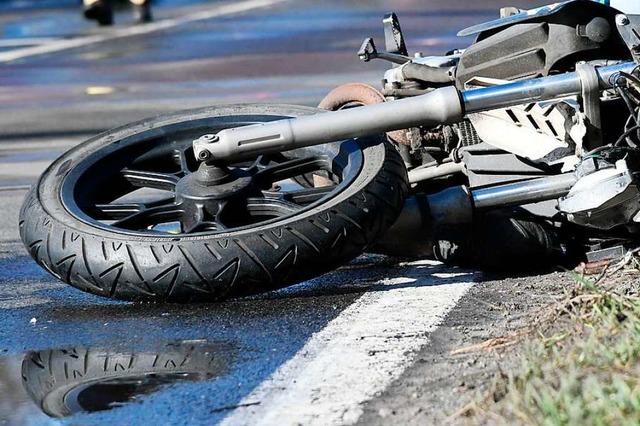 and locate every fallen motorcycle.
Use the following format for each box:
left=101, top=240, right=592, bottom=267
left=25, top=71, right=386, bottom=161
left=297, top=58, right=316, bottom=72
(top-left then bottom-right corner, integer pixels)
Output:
left=19, top=0, right=640, bottom=301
